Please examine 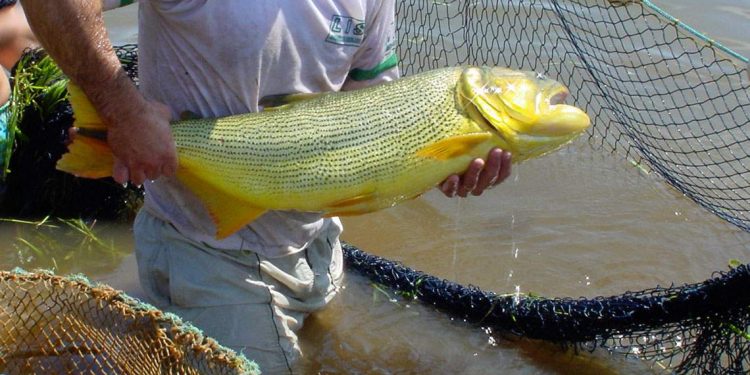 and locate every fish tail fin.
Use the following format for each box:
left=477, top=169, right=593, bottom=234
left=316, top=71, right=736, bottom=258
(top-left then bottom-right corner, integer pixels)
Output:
left=56, top=82, right=114, bottom=178
left=67, top=82, right=107, bottom=132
